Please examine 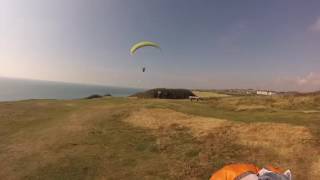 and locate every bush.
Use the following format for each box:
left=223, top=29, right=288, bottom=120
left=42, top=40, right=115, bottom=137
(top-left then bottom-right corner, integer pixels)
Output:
left=85, top=94, right=103, bottom=99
